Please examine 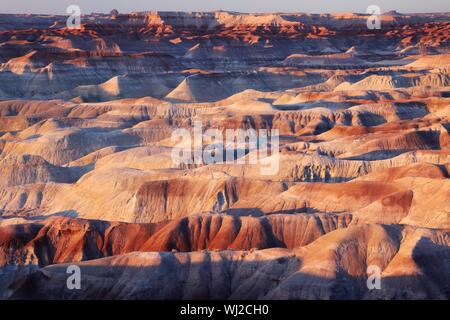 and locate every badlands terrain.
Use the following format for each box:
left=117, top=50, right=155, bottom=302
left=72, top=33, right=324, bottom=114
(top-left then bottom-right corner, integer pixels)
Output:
left=0, top=11, right=449, bottom=299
